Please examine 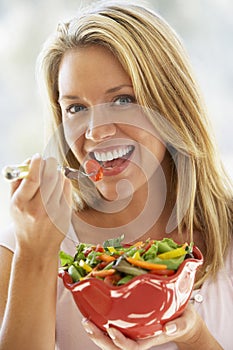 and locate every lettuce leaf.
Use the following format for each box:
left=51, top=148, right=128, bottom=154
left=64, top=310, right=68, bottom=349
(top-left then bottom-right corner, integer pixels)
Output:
left=103, top=234, right=125, bottom=248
